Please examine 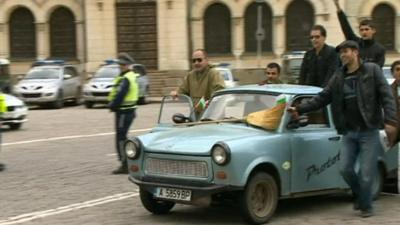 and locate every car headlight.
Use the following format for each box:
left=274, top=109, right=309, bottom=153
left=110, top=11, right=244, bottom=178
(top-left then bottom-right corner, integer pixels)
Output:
left=211, top=143, right=231, bottom=165
left=125, top=139, right=140, bottom=159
